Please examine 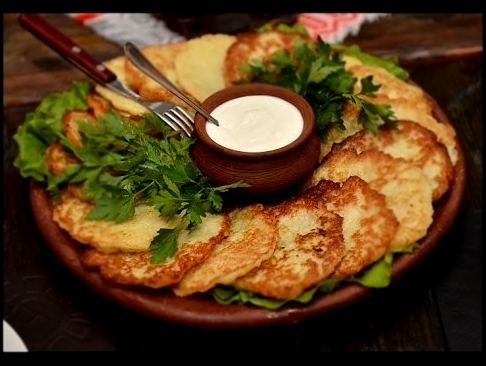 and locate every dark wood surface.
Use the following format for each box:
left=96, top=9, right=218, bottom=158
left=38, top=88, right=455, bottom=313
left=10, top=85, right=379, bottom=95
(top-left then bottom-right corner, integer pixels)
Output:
left=3, top=13, right=482, bottom=351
